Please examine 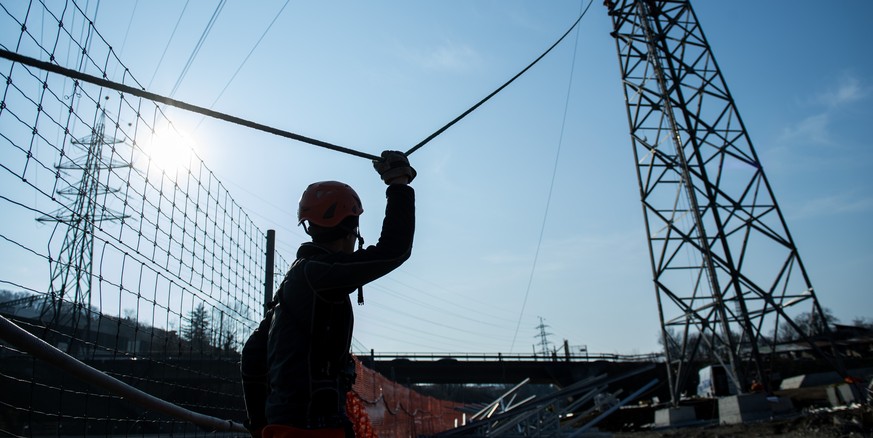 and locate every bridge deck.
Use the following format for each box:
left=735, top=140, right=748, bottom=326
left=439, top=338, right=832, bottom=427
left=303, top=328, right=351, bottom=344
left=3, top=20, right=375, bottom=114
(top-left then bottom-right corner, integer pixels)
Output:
left=359, top=353, right=665, bottom=388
